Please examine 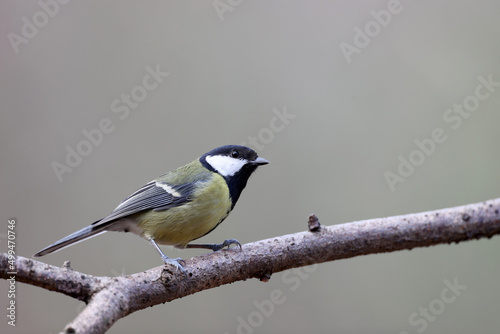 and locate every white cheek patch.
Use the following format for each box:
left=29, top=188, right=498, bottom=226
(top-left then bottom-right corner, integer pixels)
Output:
left=205, top=155, right=248, bottom=177
left=155, top=181, right=181, bottom=197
